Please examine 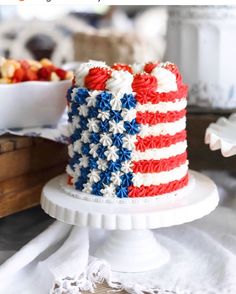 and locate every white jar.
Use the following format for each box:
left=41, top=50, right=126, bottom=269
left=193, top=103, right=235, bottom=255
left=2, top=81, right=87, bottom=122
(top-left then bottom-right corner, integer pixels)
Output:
left=165, top=6, right=236, bottom=108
